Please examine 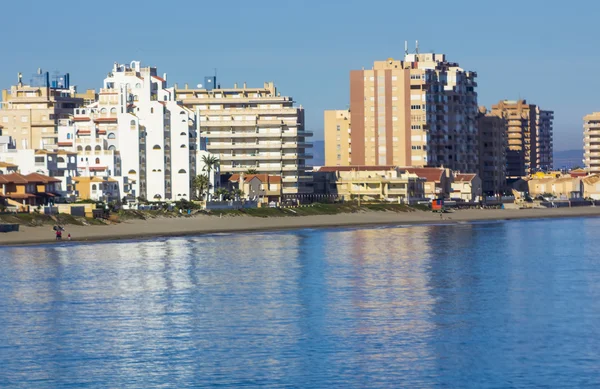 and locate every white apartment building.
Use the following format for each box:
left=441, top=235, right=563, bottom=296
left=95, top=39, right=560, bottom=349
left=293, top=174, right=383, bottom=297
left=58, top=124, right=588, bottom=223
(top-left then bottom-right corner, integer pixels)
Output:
left=584, top=112, right=600, bottom=174
left=57, top=61, right=214, bottom=201
left=176, top=80, right=313, bottom=196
